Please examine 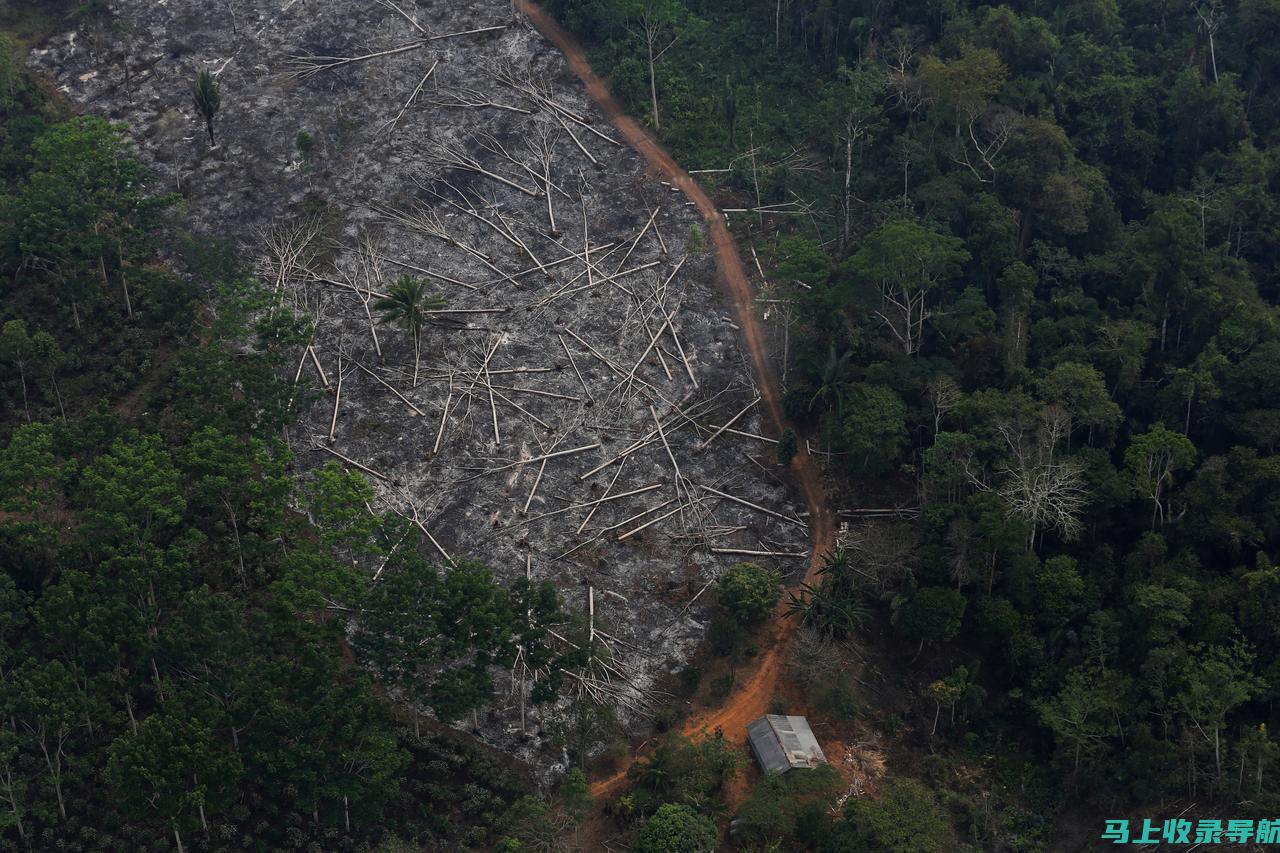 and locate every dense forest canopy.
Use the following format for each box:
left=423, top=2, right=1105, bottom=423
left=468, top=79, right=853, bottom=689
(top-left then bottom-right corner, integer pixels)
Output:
left=544, top=0, right=1280, bottom=843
